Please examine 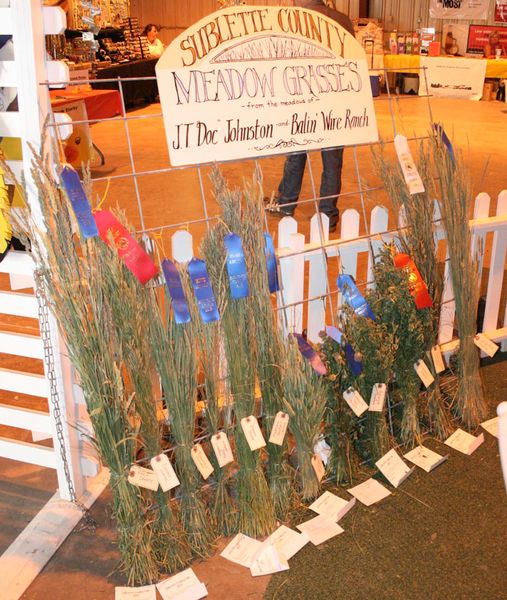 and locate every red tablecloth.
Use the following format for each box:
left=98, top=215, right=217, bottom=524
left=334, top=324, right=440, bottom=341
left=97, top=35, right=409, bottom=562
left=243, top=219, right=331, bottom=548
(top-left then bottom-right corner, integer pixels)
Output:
left=50, top=88, right=122, bottom=121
